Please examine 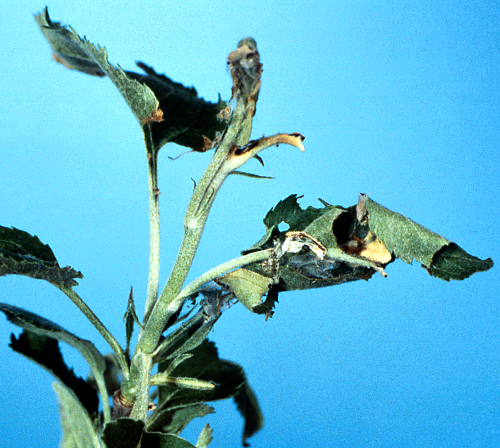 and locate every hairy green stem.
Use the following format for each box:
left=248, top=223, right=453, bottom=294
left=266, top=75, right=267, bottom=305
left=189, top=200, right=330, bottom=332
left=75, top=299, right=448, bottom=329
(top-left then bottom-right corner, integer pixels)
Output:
left=136, top=98, right=253, bottom=356
left=143, top=124, right=161, bottom=322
